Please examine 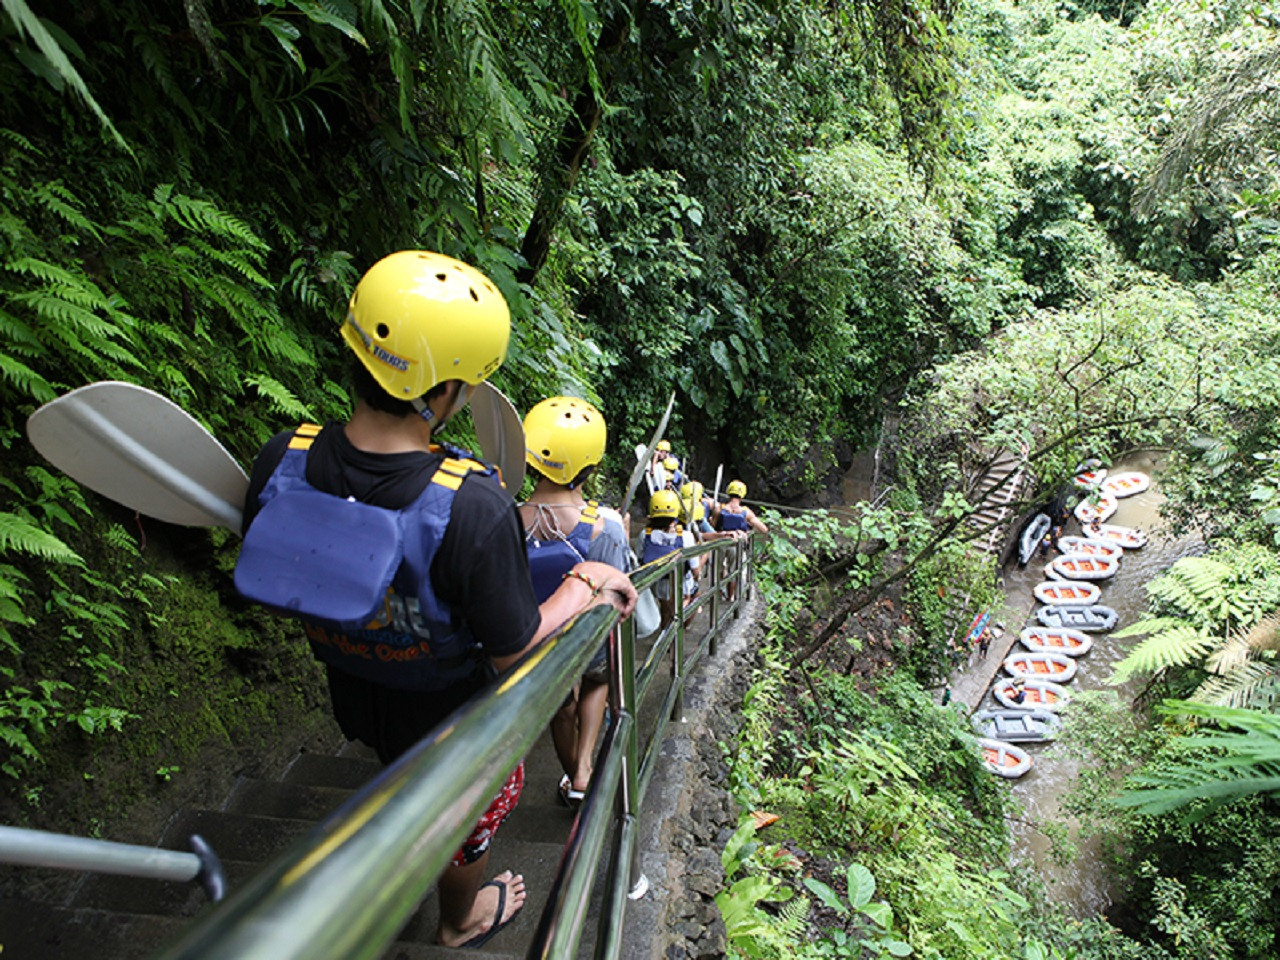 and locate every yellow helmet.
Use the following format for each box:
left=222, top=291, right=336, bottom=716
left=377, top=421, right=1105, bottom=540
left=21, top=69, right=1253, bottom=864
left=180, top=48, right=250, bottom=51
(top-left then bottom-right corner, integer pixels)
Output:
left=649, top=489, right=681, bottom=520
left=663, top=457, right=681, bottom=471
left=679, top=482, right=706, bottom=522
left=656, top=440, right=672, bottom=453
left=727, top=480, right=747, bottom=498
left=341, top=250, right=510, bottom=400
left=524, top=396, right=606, bottom=487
